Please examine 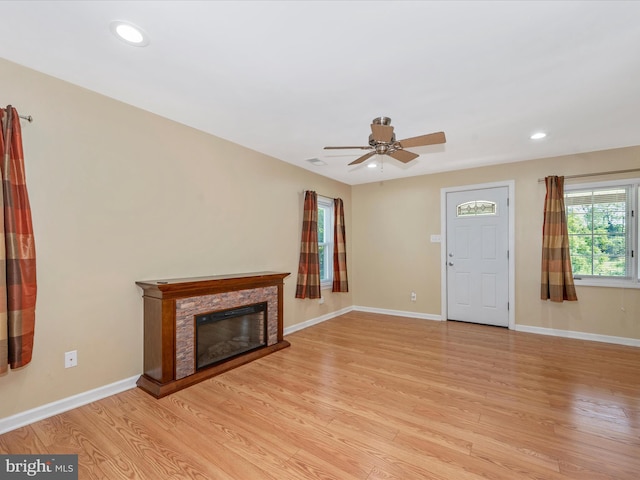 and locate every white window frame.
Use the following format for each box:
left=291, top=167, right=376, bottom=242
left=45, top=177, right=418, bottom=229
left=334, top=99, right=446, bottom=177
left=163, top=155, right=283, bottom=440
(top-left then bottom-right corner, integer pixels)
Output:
left=317, top=196, right=334, bottom=288
left=564, top=178, right=639, bottom=289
